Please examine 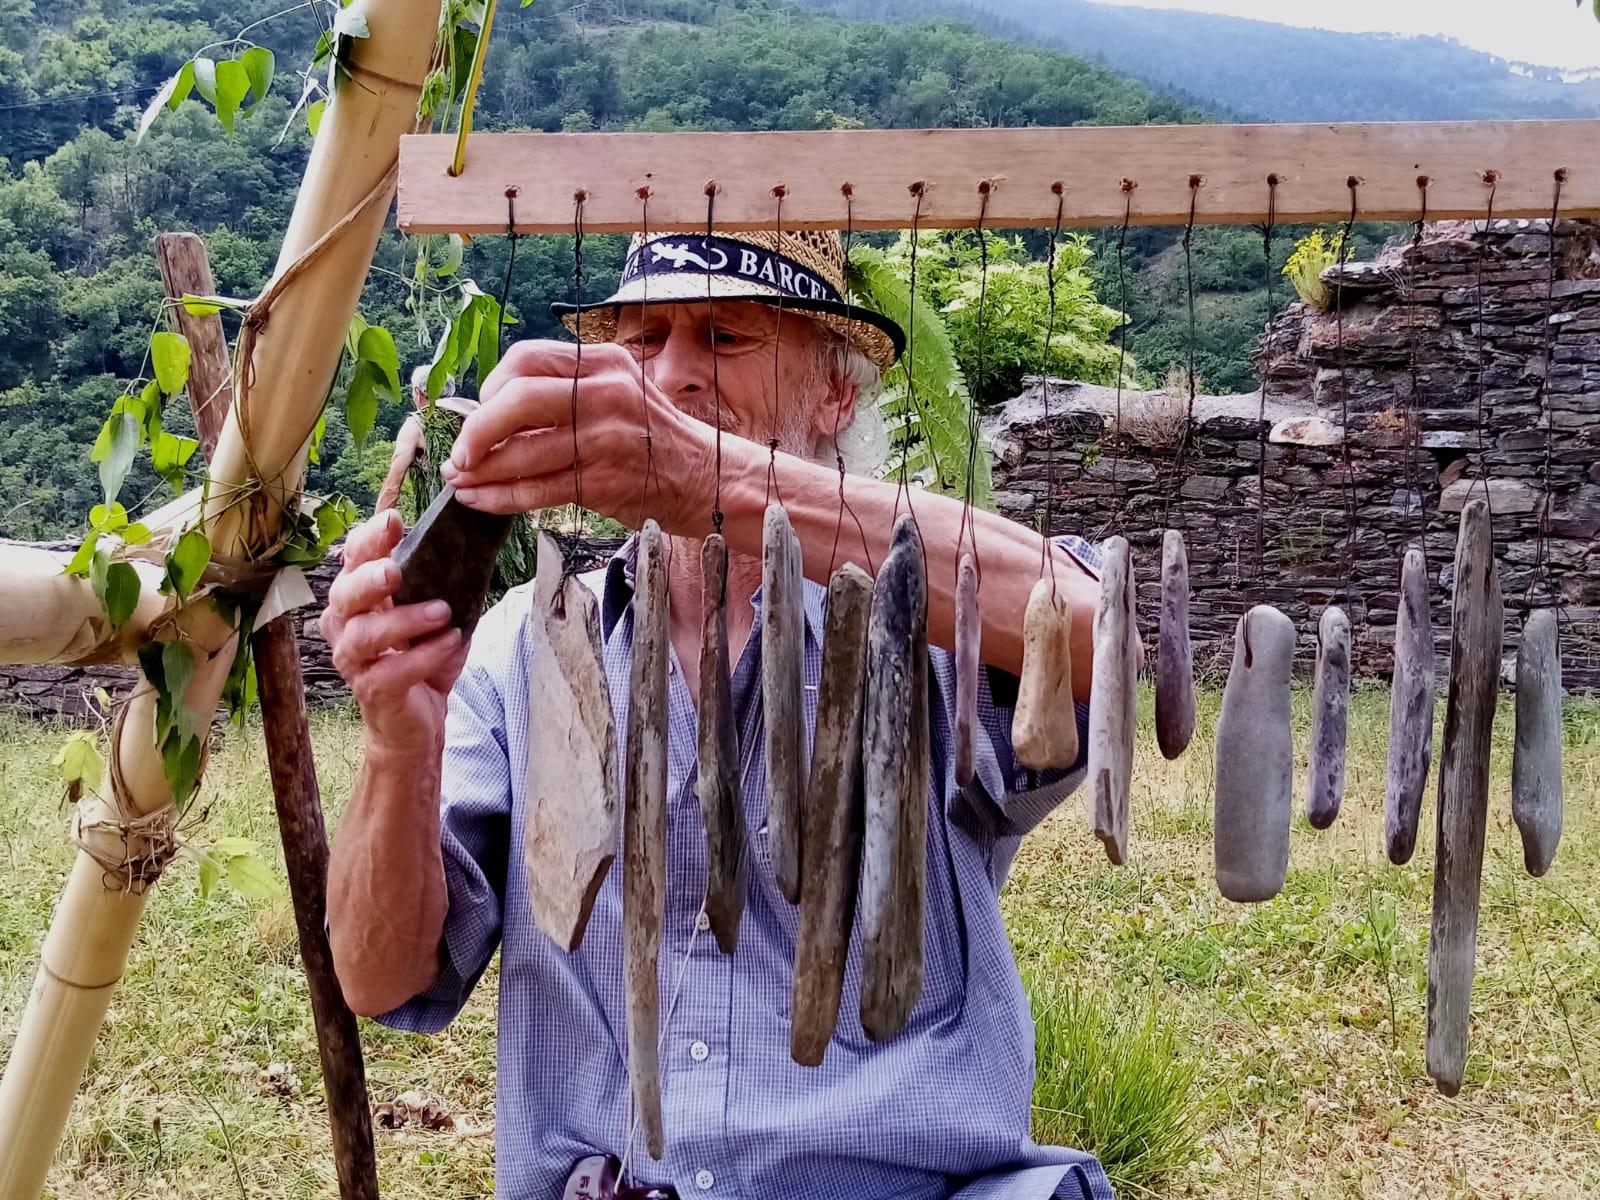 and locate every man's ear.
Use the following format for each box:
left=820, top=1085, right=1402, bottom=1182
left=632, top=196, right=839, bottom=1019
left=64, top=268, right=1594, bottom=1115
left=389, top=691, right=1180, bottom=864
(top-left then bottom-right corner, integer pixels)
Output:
left=811, top=372, right=857, bottom=450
